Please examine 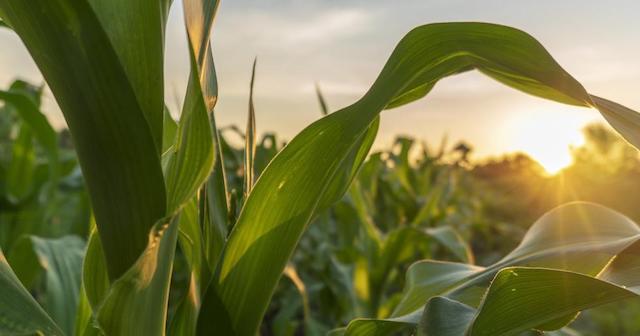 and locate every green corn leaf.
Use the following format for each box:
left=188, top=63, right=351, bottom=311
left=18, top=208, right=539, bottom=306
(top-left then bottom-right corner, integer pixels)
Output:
left=163, top=50, right=215, bottom=212
left=466, top=268, right=635, bottom=336
left=8, top=236, right=85, bottom=335
left=86, top=0, right=170, bottom=153
left=244, top=58, right=257, bottom=197
left=181, top=0, right=228, bottom=282
left=345, top=267, right=639, bottom=336
left=203, top=117, right=231, bottom=273
left=91, top=0, right=223, bottom=327
left=414, top=270, right=639, bottom=336
left=0, top=247, right=63, bottom=336
left=392, top=260, right=483, bottom=318
left=341, top=202, right=640, bottom=335
left=164, top=0, right=220, bottom=212
left=0, top=0, right=167, bottom=279
left=419, top=296, right=476, bottom=336
left=590, top=95, right=640, bottom=149
left=169, top=200, right=204, bottom=335
left=96, top=216, right=180, bottom=335
left=82, top=231, right=110, bottom=314
left=163, top=106, right=179, bottom=153
left=74, top=286, right=95, bottom=336
left=393, top=202, right=640, bottom=316
left=202, top=111, right=378, bottom=335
